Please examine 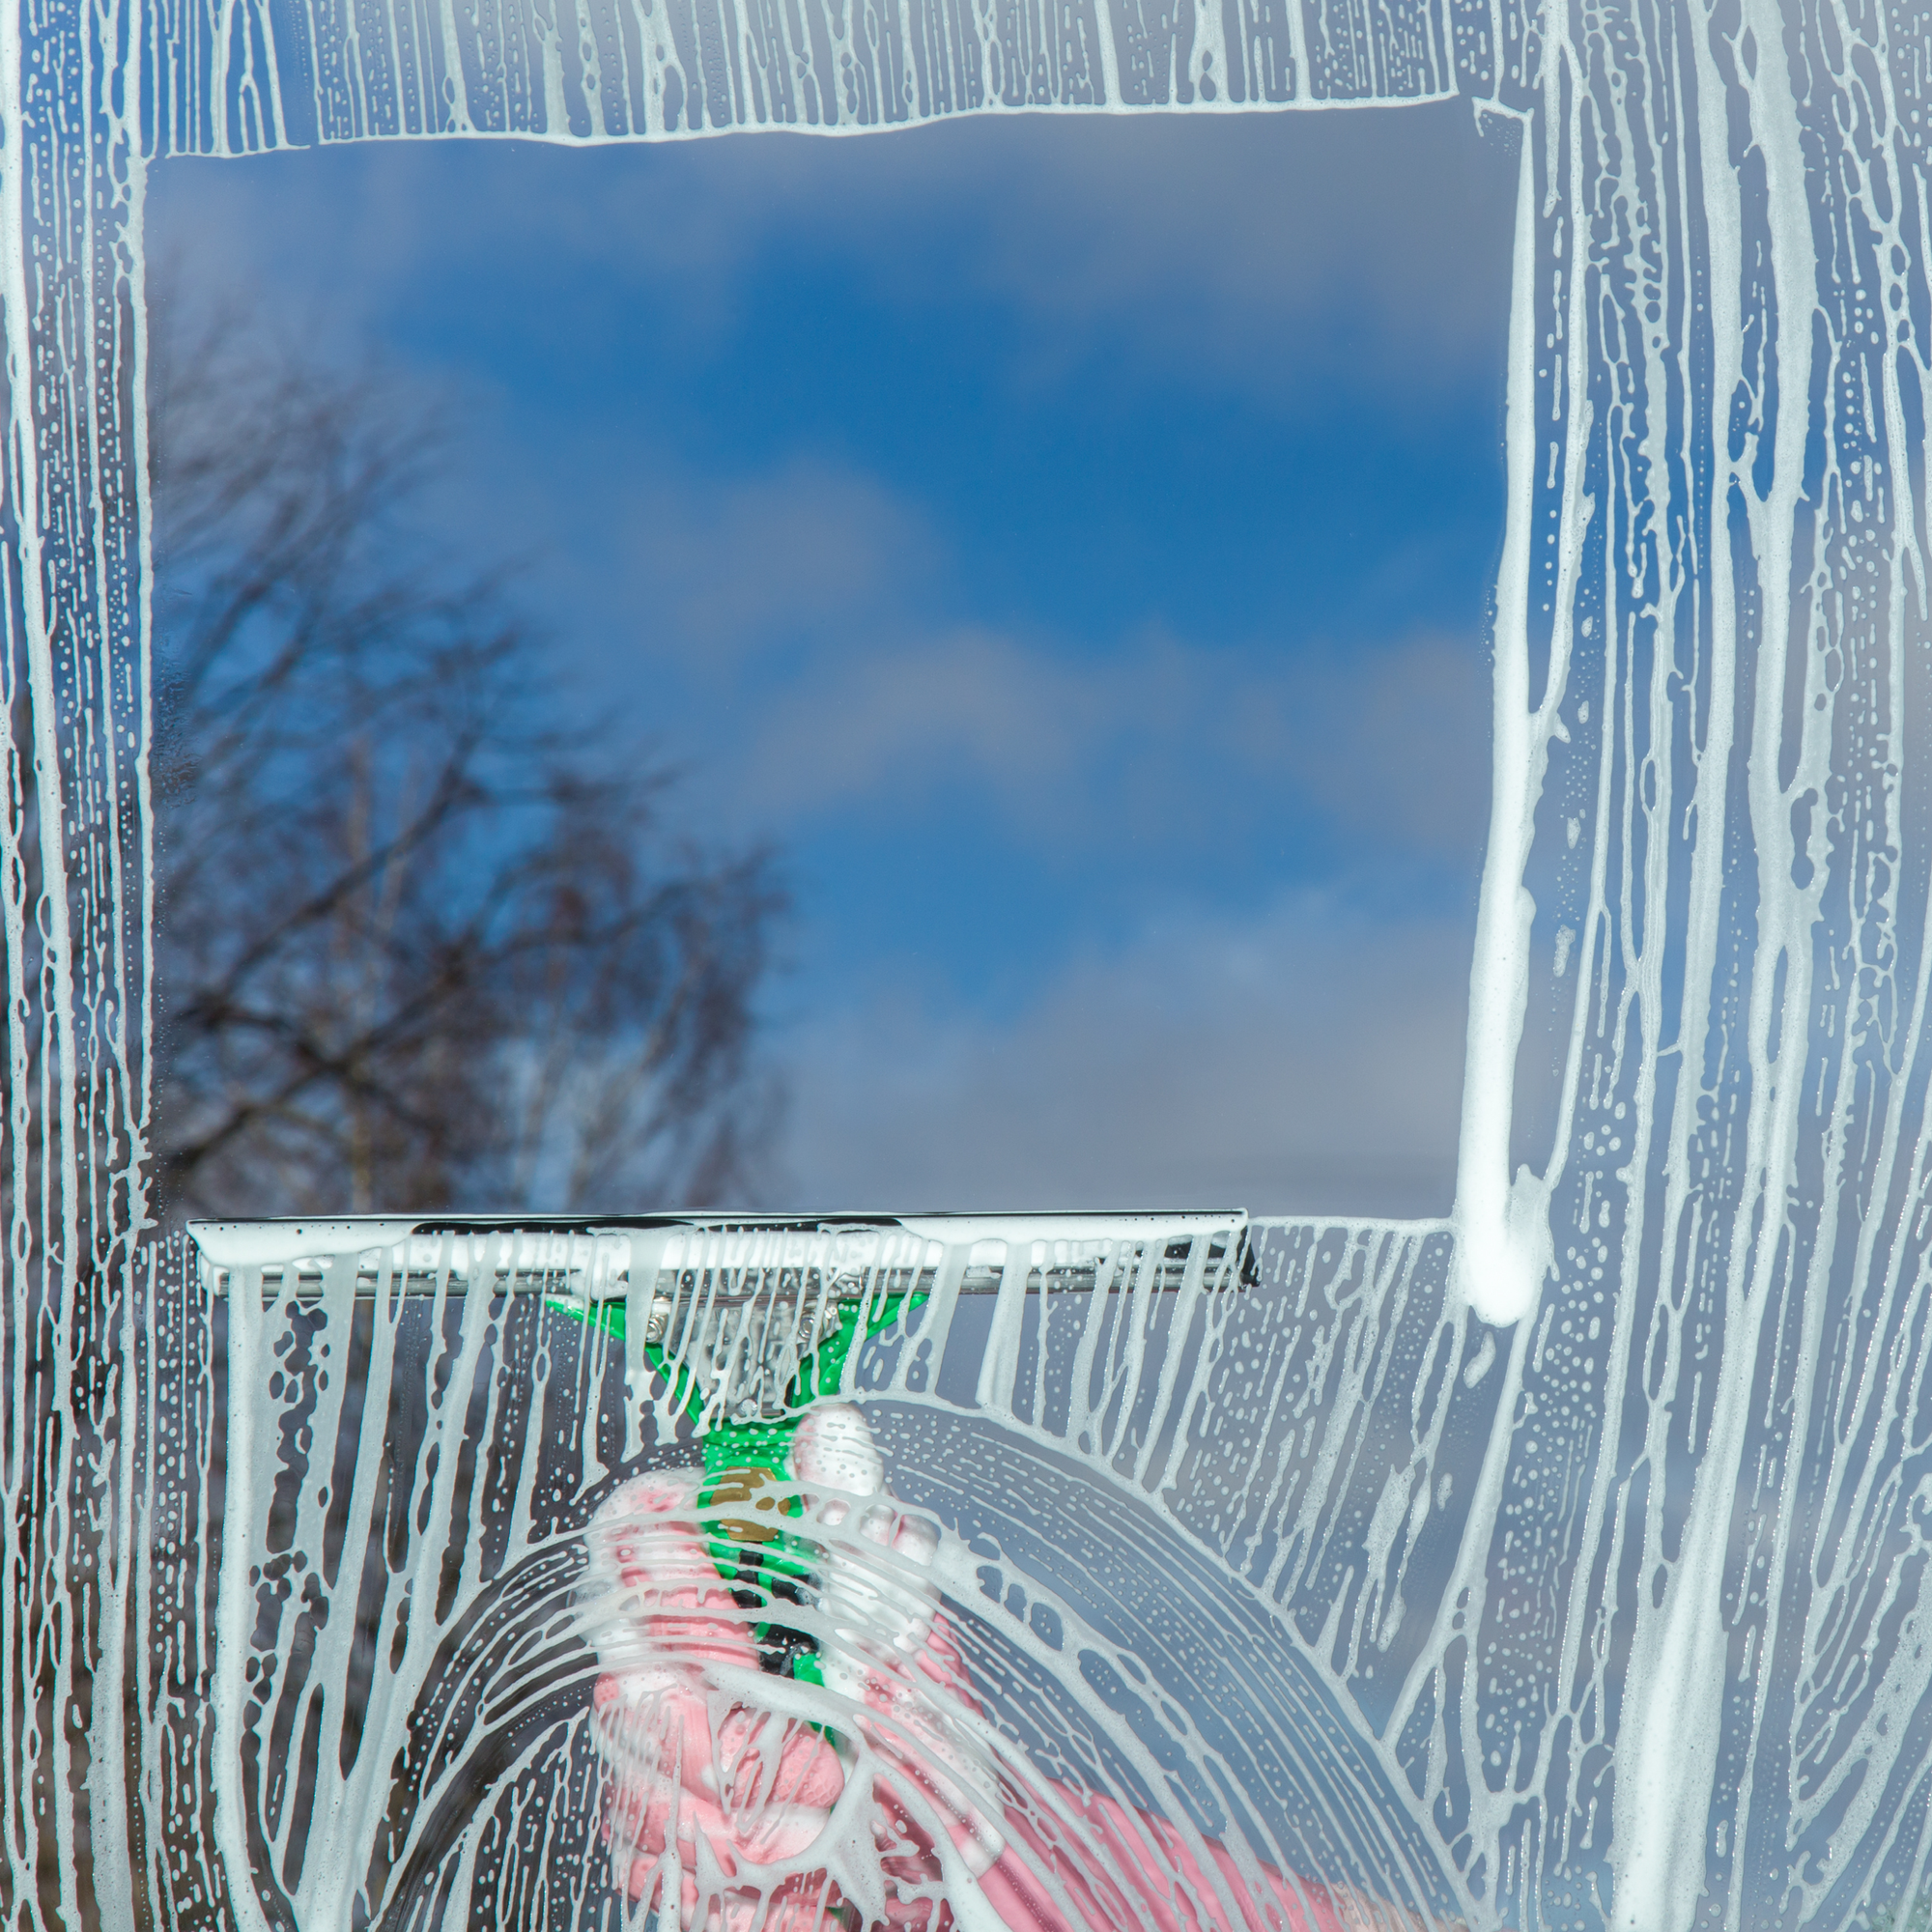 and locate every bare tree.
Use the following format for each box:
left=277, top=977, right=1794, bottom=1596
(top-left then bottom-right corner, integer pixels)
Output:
left=149, top=306, right=784, bottom=1218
